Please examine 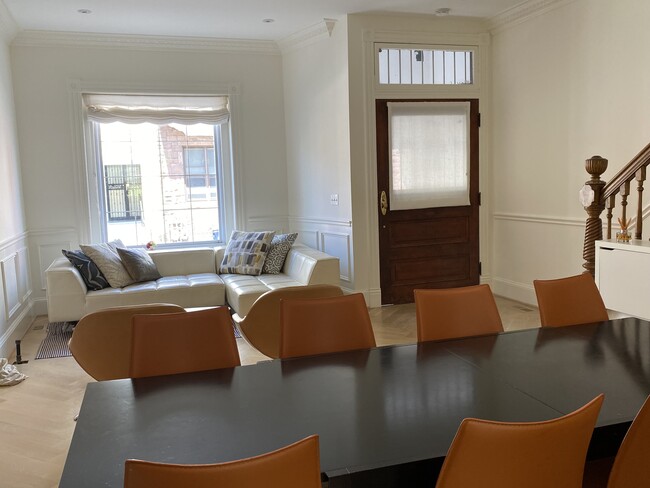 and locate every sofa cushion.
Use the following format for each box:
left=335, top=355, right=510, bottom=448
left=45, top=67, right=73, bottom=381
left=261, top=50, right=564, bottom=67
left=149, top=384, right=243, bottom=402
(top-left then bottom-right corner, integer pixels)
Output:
left=80, top=242, right=135, bottom=288
left=221, top=273, right=304, bottom=317
left=219, top=230, right=275, bottom=276
left=85, top=273, right=226, bottom=314
left=262, top=233, right=298, bottom=274
left=117, top=247, right=162, bottom=283
left=220, top=274, right=270, bottom=317
left=150, top=248, right=217, bottom=276
left=62, top=249, right=110, bottom=291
